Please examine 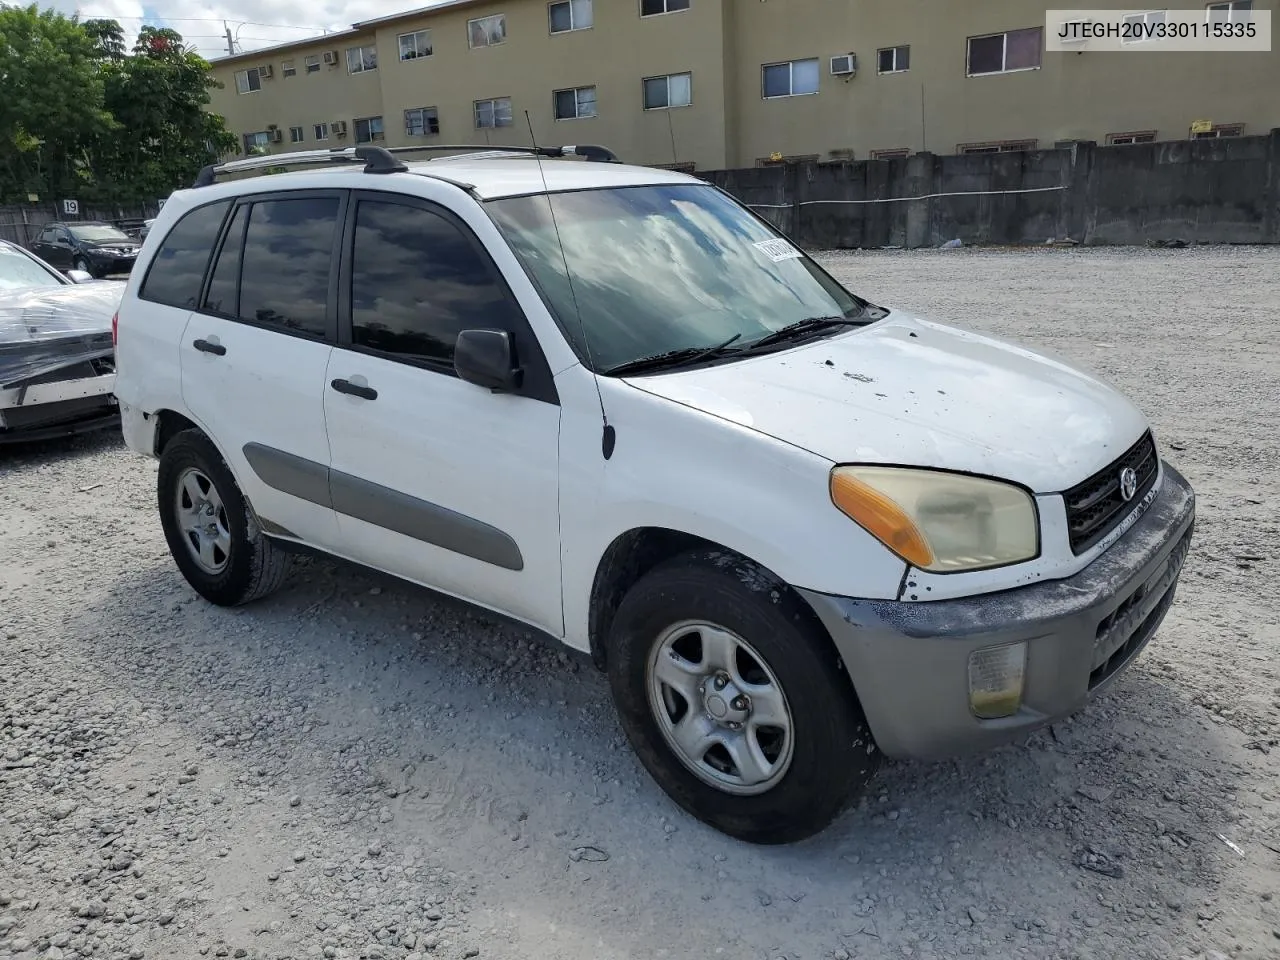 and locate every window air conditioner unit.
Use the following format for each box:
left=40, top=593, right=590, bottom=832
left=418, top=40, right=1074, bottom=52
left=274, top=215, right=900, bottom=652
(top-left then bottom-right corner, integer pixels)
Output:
left=1058, top=20, right=1091, bottom=43
left=269, top=128, right=283, bottom=143
left=258, top=63, right=273, bottom=78
left=332, top=120, right=348, bottom=136
left=323, top=50, right=339, bottom=66
left=830, top=53, right=856, bottom=76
